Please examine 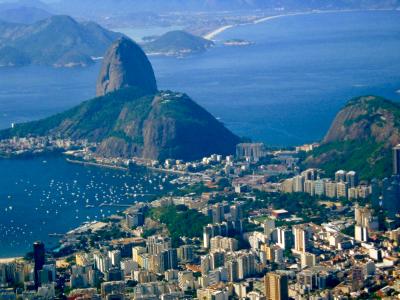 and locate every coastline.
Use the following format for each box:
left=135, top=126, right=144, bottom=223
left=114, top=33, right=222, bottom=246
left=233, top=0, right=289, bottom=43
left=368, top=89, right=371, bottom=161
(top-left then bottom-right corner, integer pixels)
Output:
left=202, top=8, right=395, bottom=41
left=0, top=257, right=23, bottom=263
left=65, top=158, right=128, bottom=171
left=203, top=25, right=234, bottom=40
